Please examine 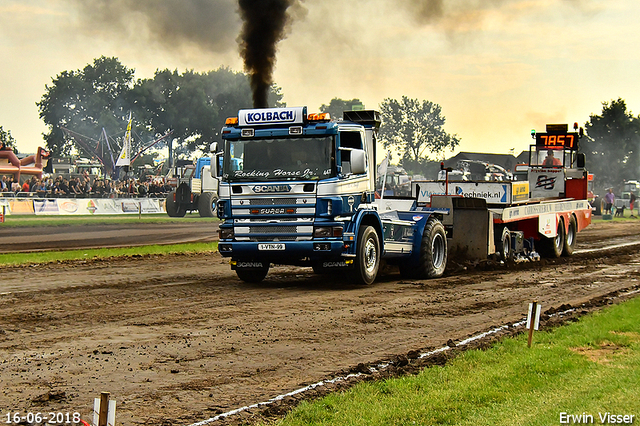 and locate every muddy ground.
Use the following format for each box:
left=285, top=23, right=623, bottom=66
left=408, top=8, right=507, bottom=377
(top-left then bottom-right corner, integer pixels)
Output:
left=1, top=220, right=640, bottom=425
